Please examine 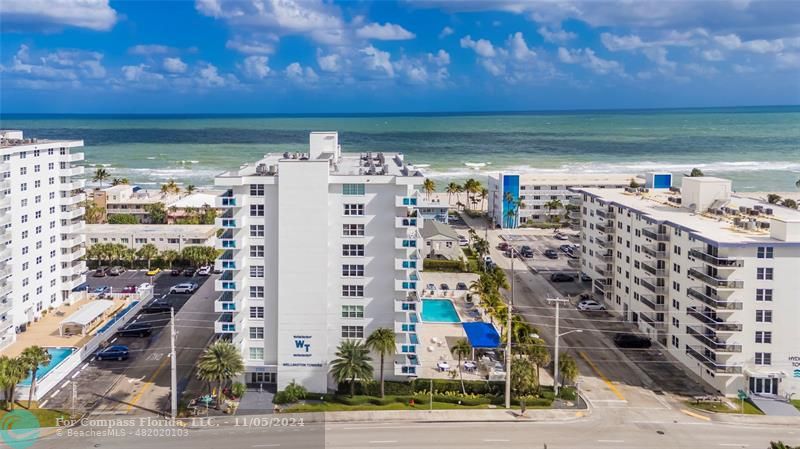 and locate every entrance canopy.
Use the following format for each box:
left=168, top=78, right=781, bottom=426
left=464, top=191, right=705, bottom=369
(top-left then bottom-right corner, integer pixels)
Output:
left=462, top=322, right=500, bottom=348
left=60, top=299, right=113, bottom=336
